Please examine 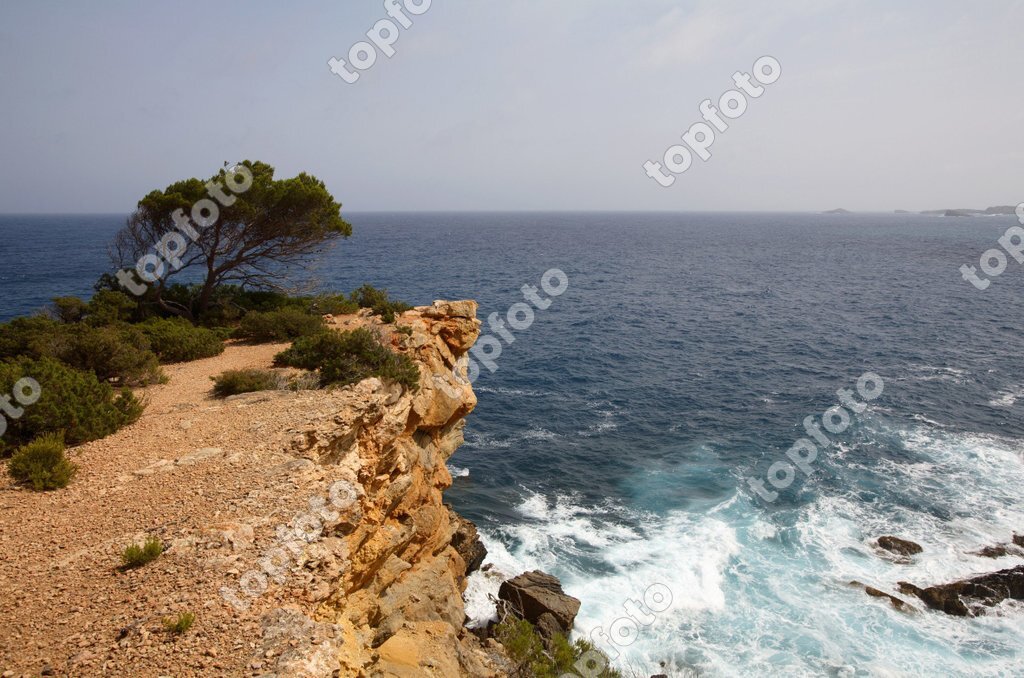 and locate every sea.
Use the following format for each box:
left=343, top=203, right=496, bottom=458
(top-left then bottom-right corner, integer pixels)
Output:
left=1, top=212, right=1023, bottom=677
